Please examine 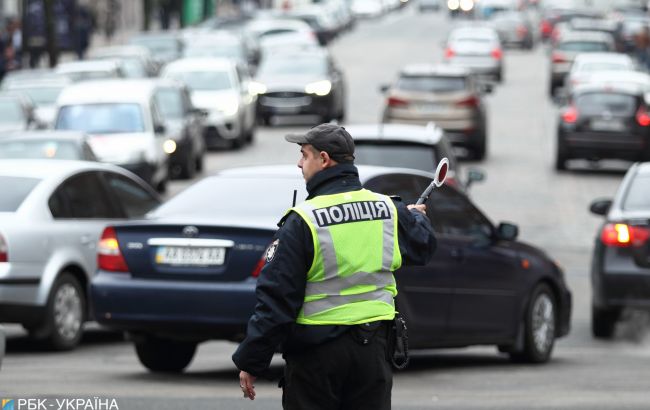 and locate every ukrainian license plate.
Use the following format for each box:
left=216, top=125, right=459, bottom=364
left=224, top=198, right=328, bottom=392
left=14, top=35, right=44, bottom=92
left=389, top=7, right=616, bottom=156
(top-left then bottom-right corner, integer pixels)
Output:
left=590, top=119, right=625, bottom=132
left=416, top=103, right=446, bottom=113
left=155, top=246, right=225, bottom=266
